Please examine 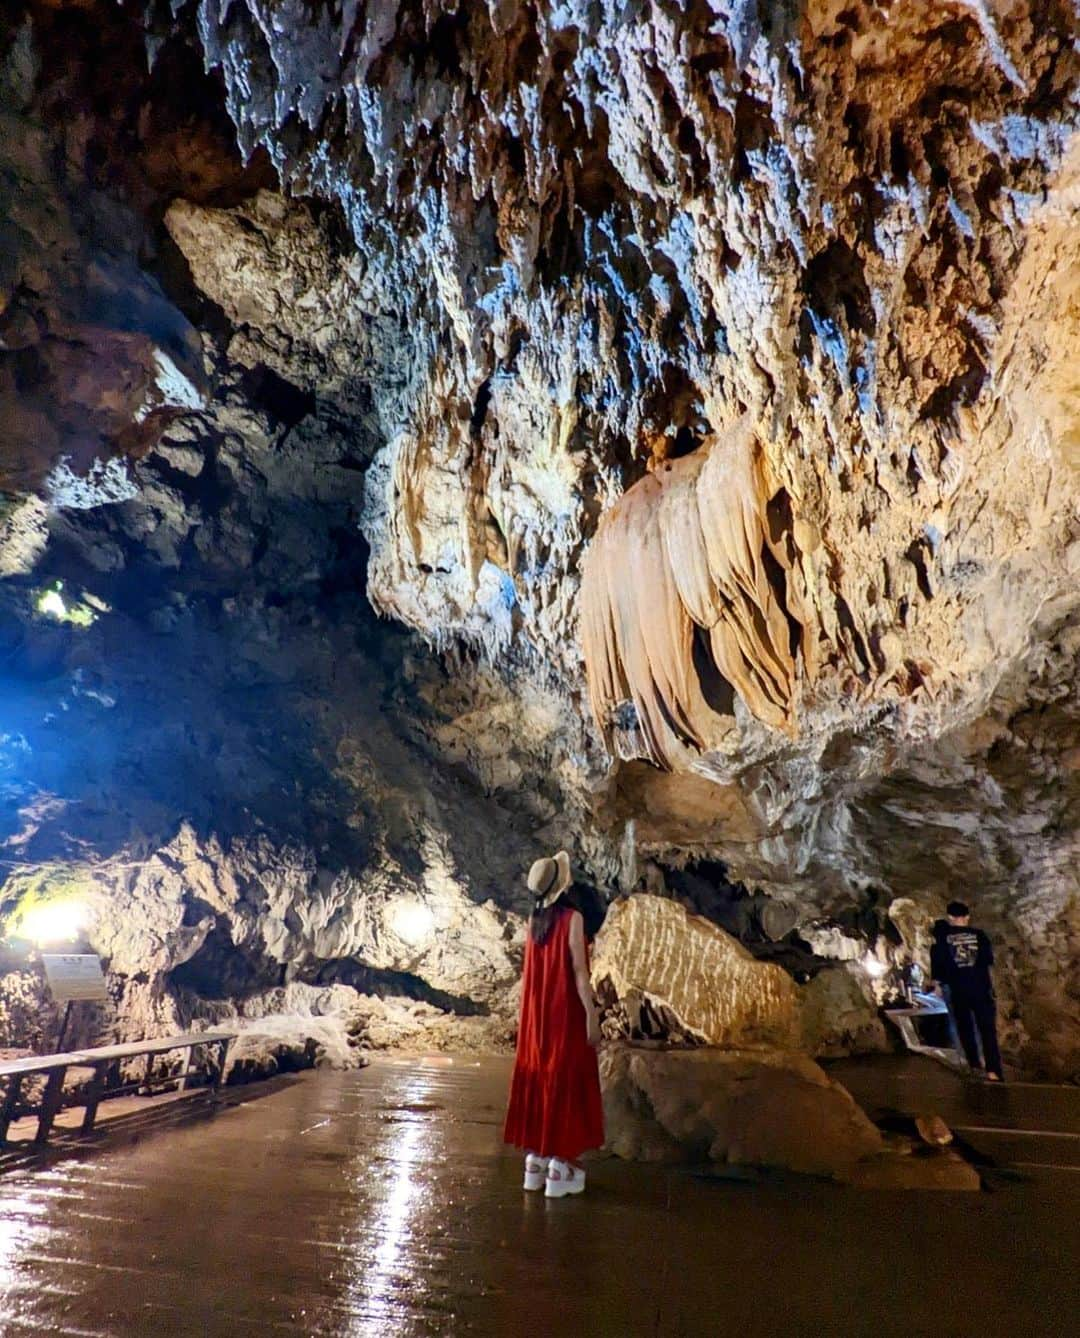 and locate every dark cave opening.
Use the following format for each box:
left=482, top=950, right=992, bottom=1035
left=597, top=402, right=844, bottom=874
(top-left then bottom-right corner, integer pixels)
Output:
left=237, top=365, right=317, bottom=431
left=664, top=860, right=826, bottom=982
